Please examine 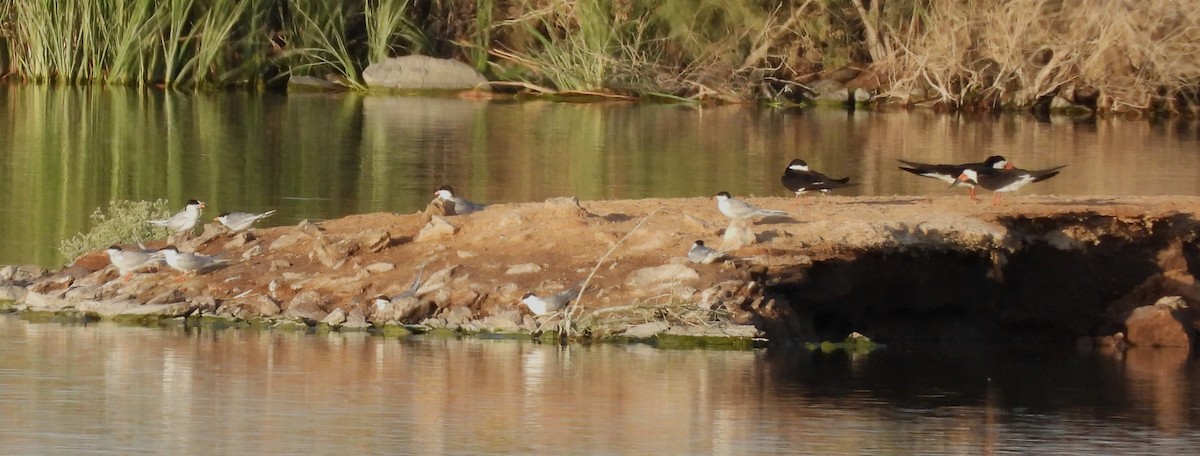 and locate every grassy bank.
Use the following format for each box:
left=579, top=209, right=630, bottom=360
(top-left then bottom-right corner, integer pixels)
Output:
left=0, top=0, right=1197, bottom=115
